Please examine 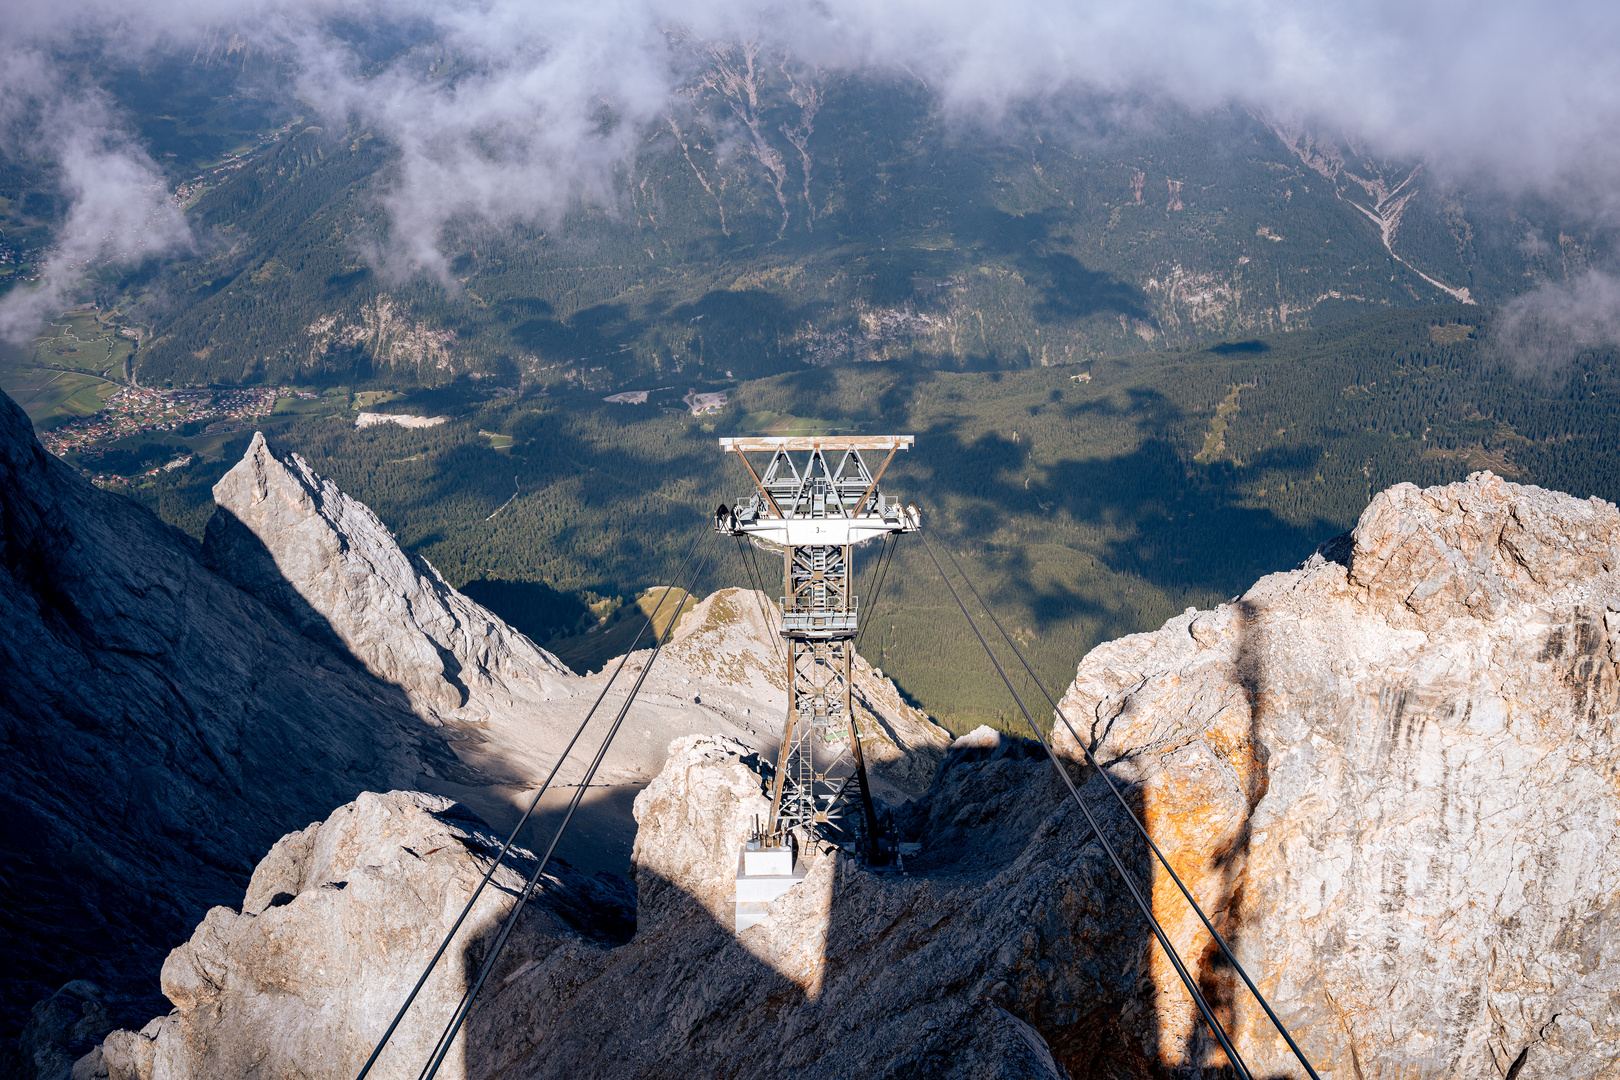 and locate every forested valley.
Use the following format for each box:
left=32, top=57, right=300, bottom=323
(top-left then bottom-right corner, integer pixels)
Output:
left=123, top=304, right=1620, bottom=731
left=6, top=37, right=1616, bottom=728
